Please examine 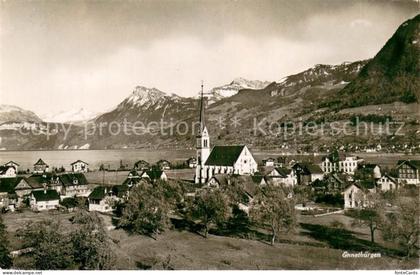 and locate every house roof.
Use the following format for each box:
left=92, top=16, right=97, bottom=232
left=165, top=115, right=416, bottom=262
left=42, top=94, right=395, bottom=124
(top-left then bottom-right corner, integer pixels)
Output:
left=205, top=145, right=245, bottom=166
left=111, top=185, right=129, bottom=198
left=274, top=167, right=292, bottom=177
left=4, top=161, right=20, bottom=166
left=397, top=160, right=420, bottom=170
left=345, top=179, right=375, bottom=191
left=0, top=165, right=15, bottom=174
left=32, top=190, right=60, bottom=202
left=59, top=173, right=88, bottom=187
left=70, top=160, right=89, bottom=165
left=293, top=162, right=323, bottom=175
left=88, top=186, right=108, bottom=200
left=134, top=160, right=150, bottom=167
left=0, top=177, right=23, bottom=193
left=251, top=175, right=265, bottom=184
left=34, top=158, right=47, bottom=166
left=26, top=174, right=53, bottom=189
